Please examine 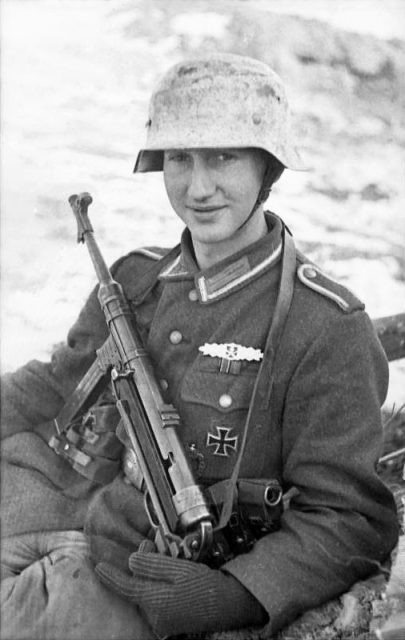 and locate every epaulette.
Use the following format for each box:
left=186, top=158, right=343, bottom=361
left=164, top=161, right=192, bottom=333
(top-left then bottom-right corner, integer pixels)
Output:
left=129, top=247, right=170, bottom=261
left=110, top=246, right=171, bottom=277
left=111, top=245, right=179, bottom=303
left=297, top=261, right=365, bottom=313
